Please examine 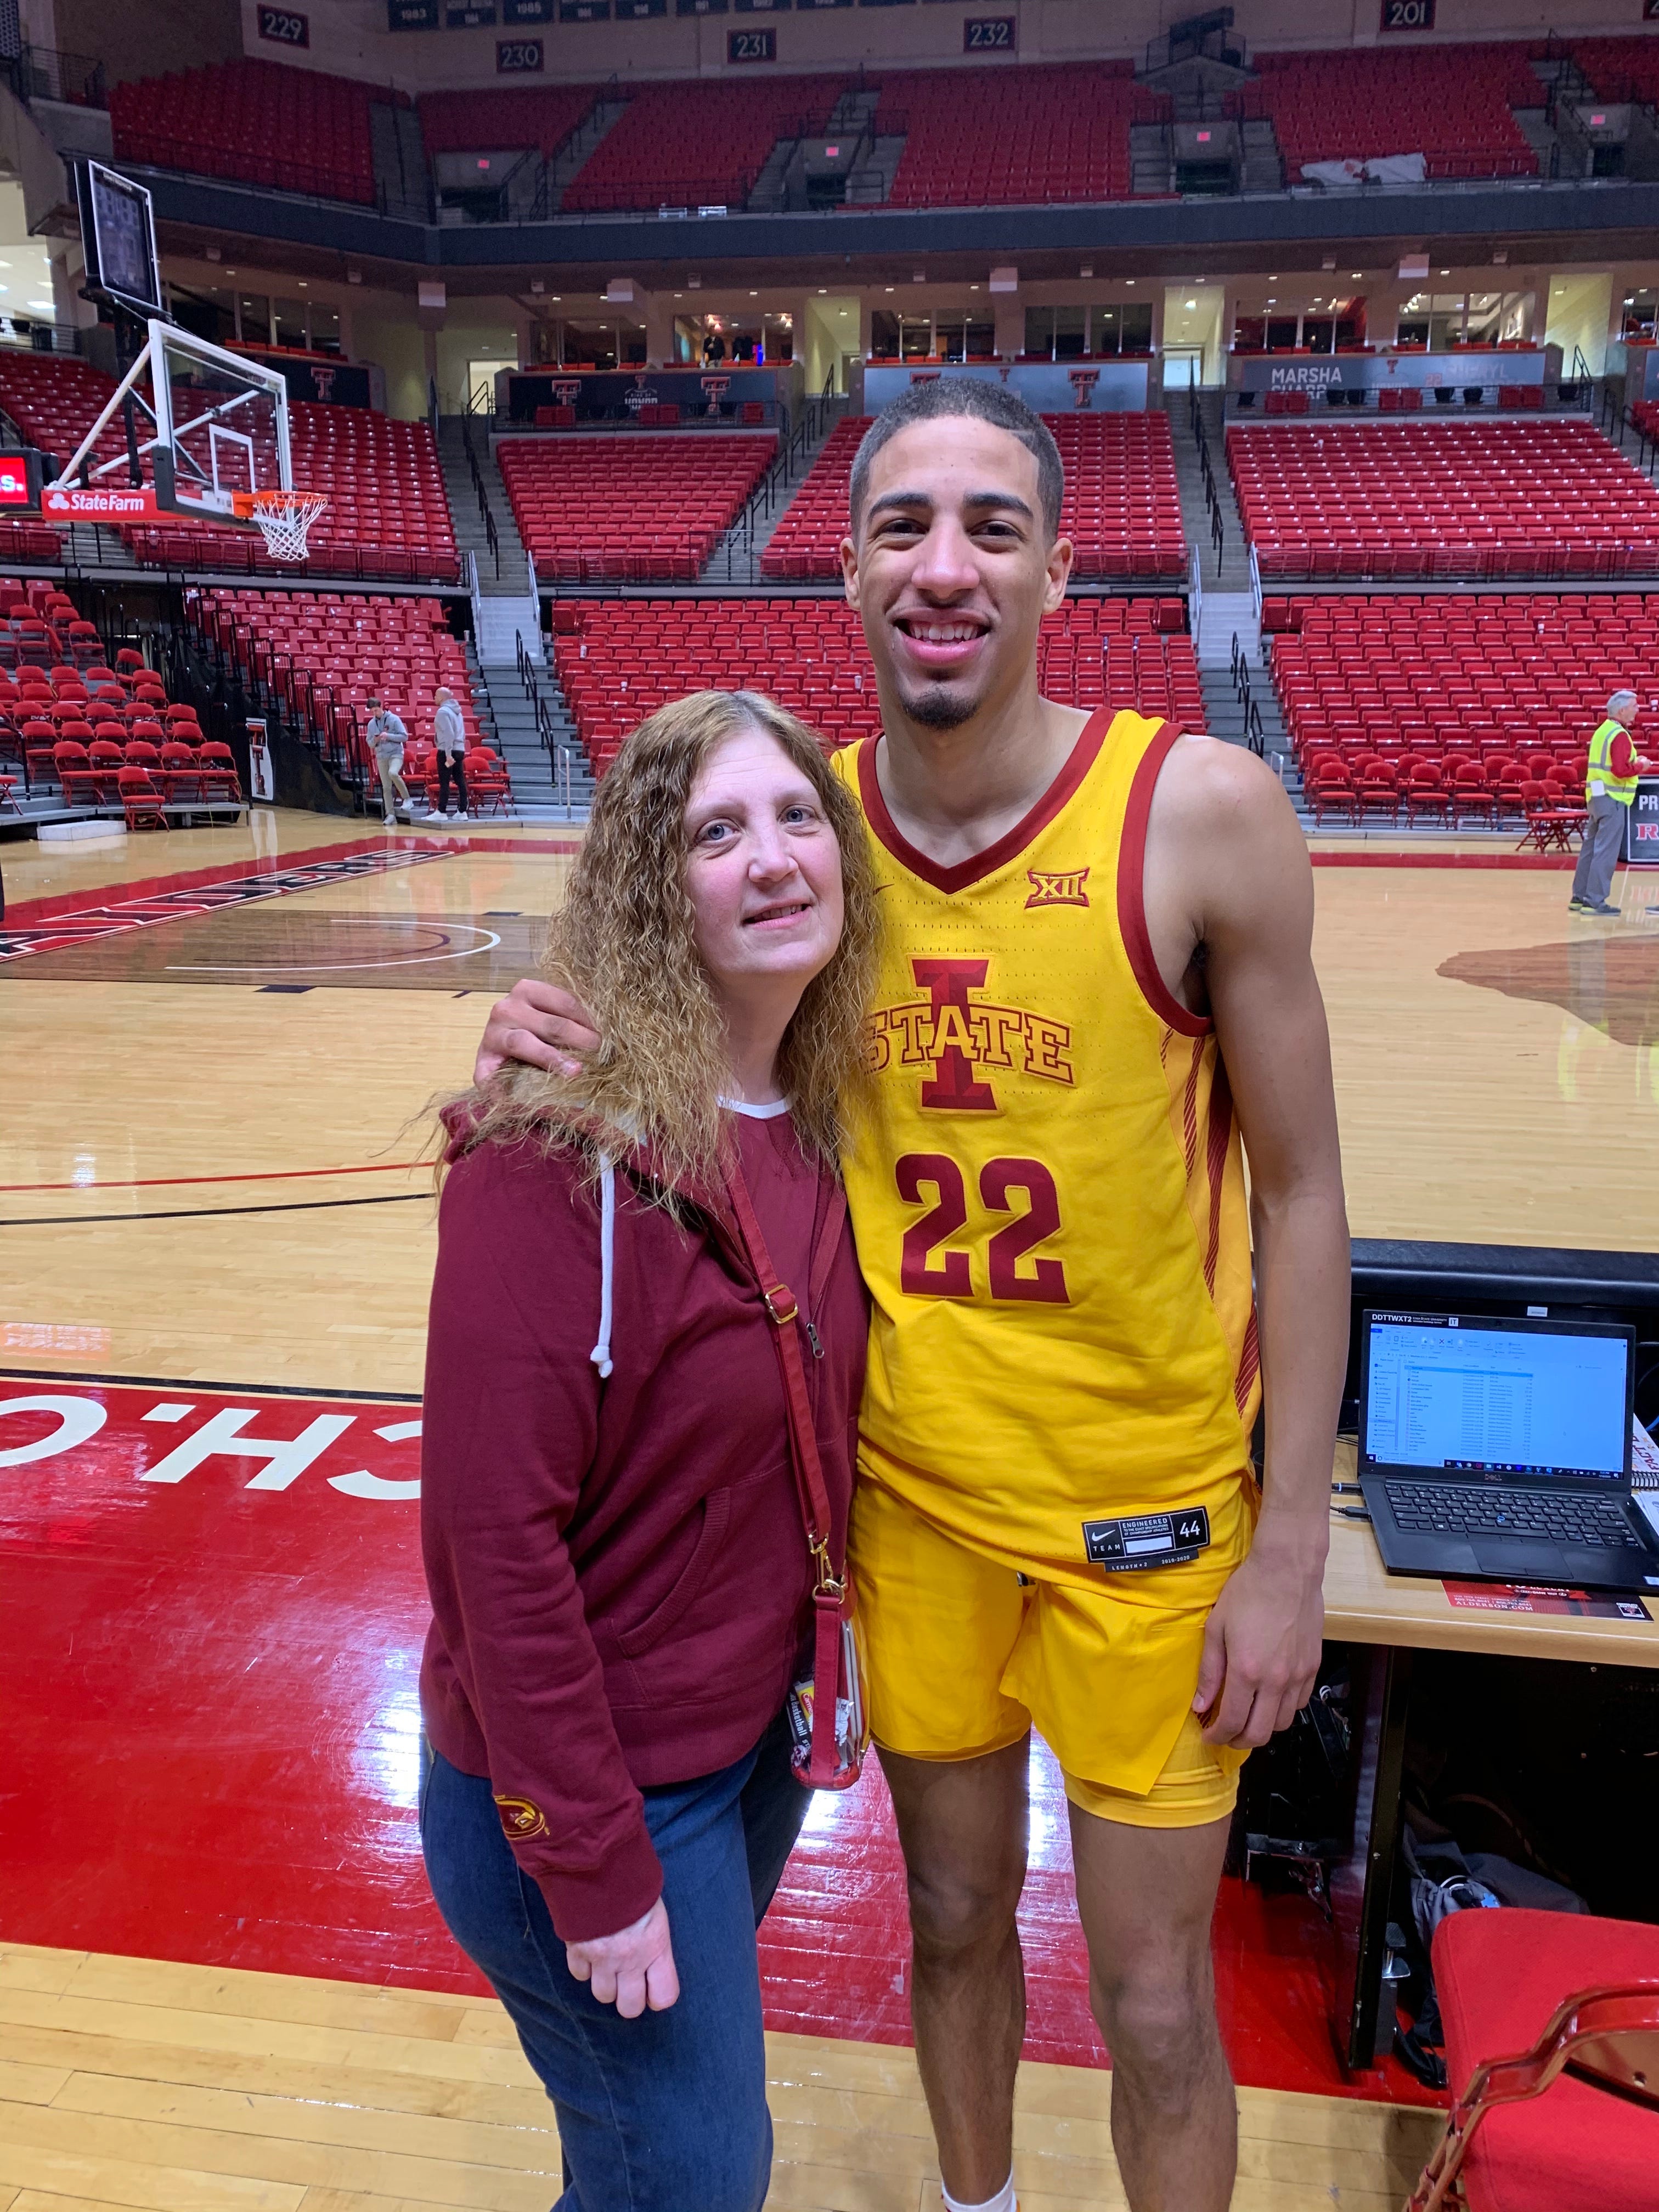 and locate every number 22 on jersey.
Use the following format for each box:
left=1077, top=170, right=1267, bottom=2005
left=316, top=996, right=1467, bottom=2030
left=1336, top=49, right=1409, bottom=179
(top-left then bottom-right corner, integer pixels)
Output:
left=896, top=1153, right=1069, bottom=1305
